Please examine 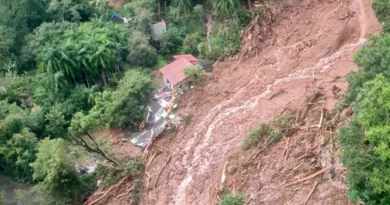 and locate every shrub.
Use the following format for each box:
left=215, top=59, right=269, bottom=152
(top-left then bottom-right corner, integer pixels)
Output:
left=373, top=0, right=390, bottom=24
left=159, top=27, right=184, bottom=56
left=184, top=65, right=206, bottom=85
left=242, top=124, right=271, bottom=150
left=219, top=192, right=245, bottom=205
left=199, top=20, right=241, bottom=60
left=127, top=33, right=158, bottom=67
left=182, top=32, right=203, bottom=56
left=95, top=157, right=144, bottom=186
left=242, top=111, right=296, bottom=150
left=156, top=55, right=167, bottom=68
left=210, top=0, right=242, bottom=17
left=340, top=34, right=390, bottom=107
